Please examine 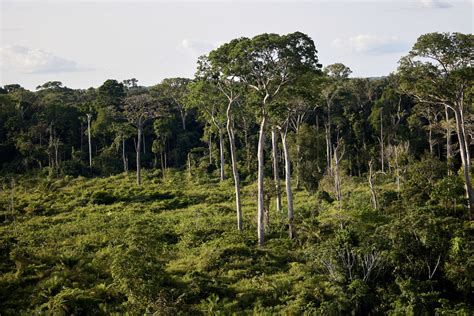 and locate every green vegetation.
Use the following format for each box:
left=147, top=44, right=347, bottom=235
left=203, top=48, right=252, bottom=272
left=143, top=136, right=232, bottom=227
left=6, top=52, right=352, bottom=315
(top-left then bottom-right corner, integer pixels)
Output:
left=0, top=32, right=472, bottom=314
left=0, top=169, right=471, bottom=314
